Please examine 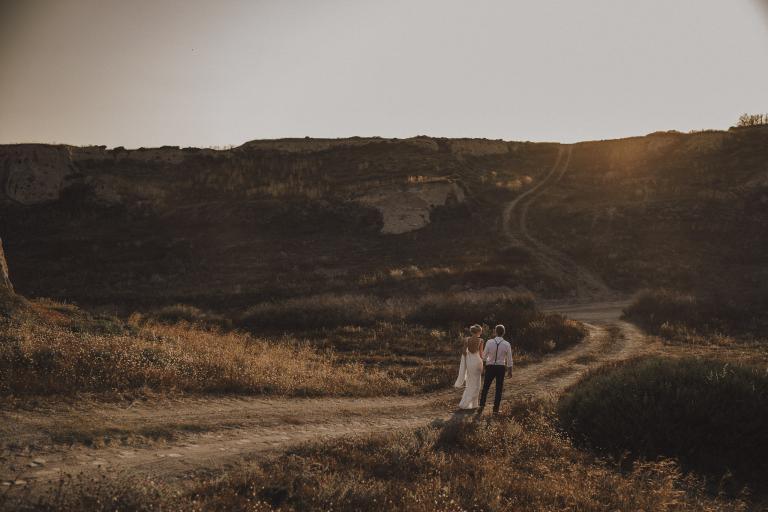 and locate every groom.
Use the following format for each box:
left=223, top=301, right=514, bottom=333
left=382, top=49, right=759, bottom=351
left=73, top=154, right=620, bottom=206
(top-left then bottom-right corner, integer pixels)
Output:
left=478, top=324, right=513, bottom=414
